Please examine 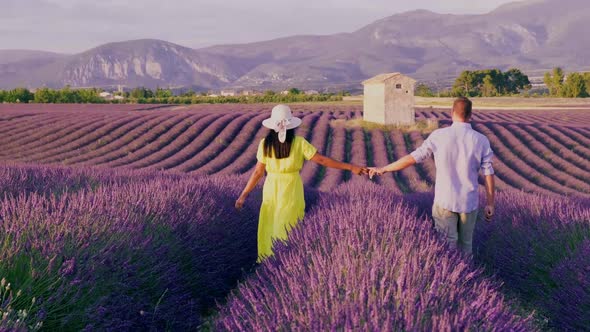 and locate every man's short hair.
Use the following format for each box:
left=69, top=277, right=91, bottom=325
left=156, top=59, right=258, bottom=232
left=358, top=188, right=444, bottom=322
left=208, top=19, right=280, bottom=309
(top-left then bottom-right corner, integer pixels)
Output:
left=453, top=97, right=472, bottom=120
